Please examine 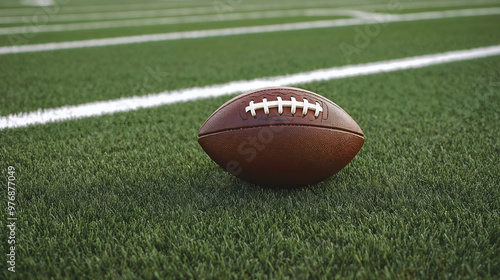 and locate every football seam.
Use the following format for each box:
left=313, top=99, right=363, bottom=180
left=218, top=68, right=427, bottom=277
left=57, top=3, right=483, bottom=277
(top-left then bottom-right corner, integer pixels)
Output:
left=198, top=124, right=365, bottom=138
